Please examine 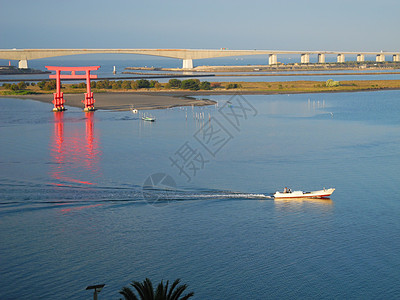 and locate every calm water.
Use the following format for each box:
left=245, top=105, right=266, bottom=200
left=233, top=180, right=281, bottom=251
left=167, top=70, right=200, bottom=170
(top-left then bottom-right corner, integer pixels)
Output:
left=1, top=90, right=400, bottom=299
